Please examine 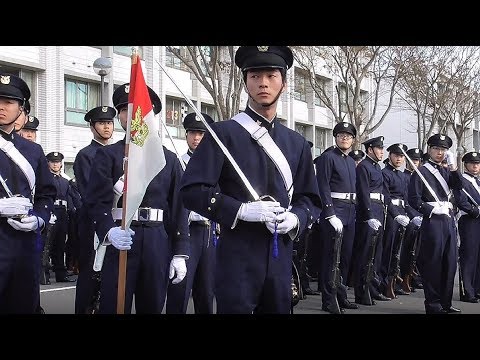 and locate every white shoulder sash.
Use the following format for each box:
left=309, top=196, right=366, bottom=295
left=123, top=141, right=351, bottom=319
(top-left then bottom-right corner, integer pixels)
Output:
left=424, top=162, right=450, bottom=198
left=463, top=173, right=480, bottom=196
left=0, top=136, right=35, bottom=191
left=232, top=112, right=293, bottom=202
